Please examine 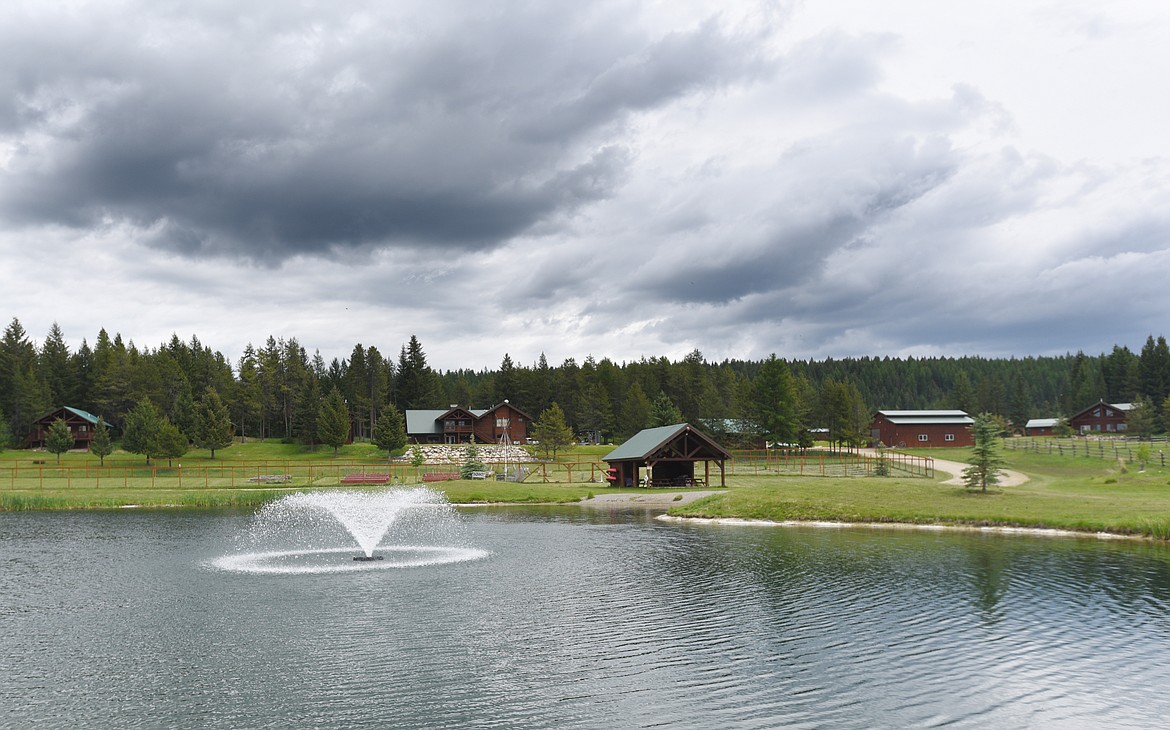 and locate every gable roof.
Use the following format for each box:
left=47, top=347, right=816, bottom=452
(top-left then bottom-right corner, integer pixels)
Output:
left=604, top=423, right=732, bottom=463
left=1025, top=418, right=1059, bottom=429
left=875, top=410, right=974, bottom=425
left=35, top=406, right=112, bottom=427
left=1069, top=400, right=1133, bottom=421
